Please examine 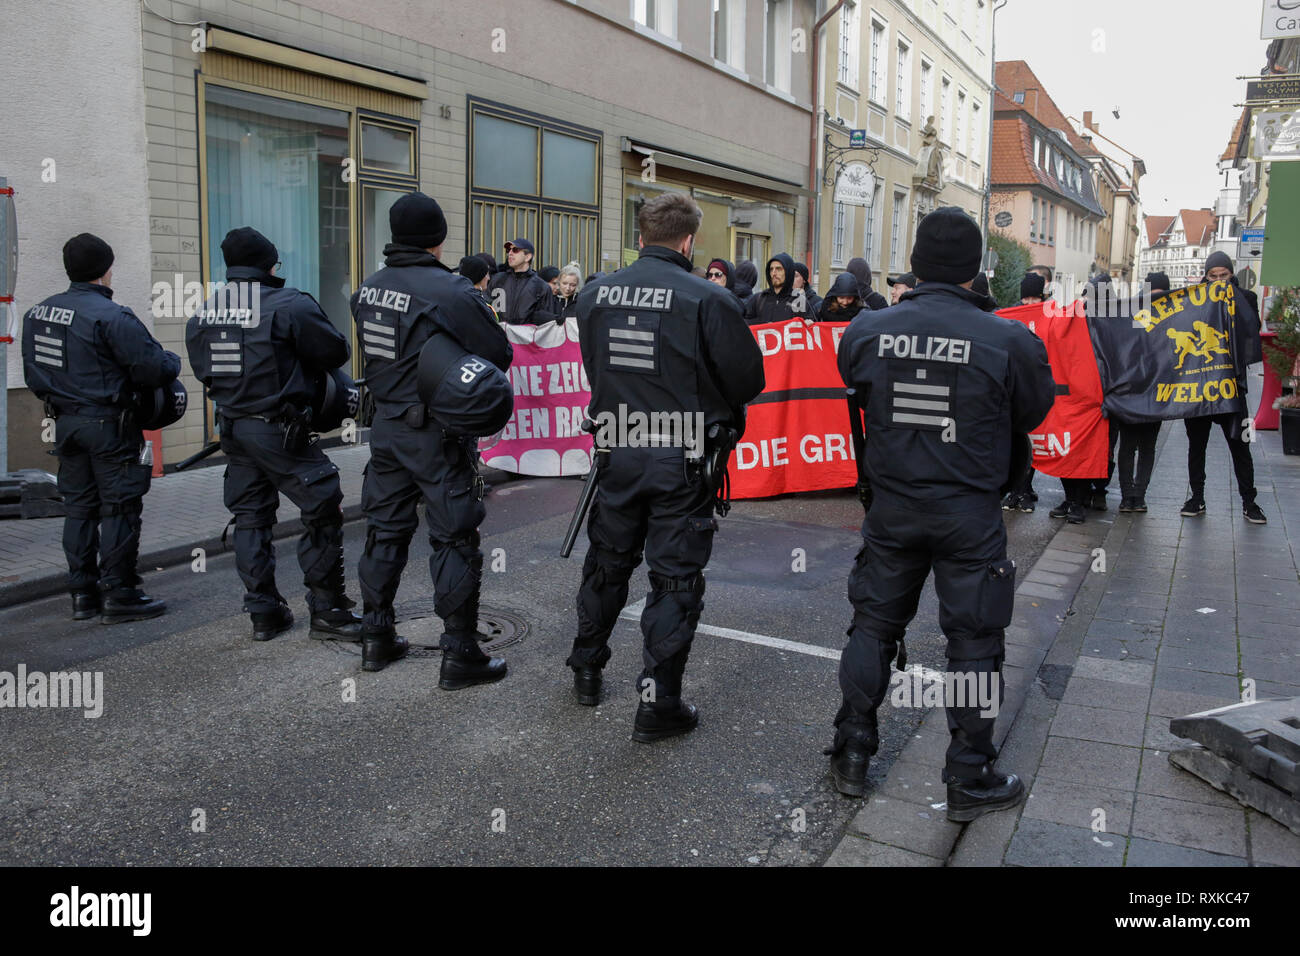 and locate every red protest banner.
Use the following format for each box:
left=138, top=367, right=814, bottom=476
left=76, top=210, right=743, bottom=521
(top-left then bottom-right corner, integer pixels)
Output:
left=731, top=320, right=858, bottom=499
left=998, top=301, right=1109, bottom=479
